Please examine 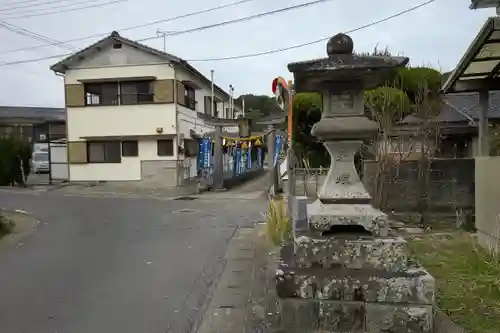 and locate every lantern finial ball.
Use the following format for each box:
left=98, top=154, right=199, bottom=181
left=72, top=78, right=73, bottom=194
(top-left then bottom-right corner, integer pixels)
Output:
left=326, top=33, right=353, bottom=56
